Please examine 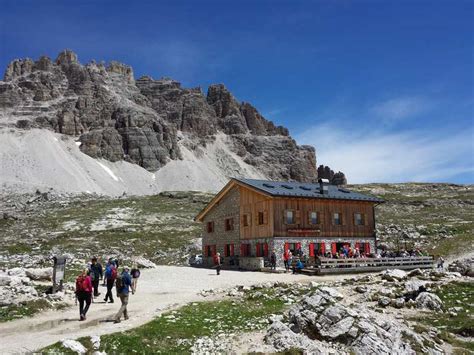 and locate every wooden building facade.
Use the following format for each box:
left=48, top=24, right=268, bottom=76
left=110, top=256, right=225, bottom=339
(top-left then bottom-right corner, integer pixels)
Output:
left=195, top=178, right=383, bottom=267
